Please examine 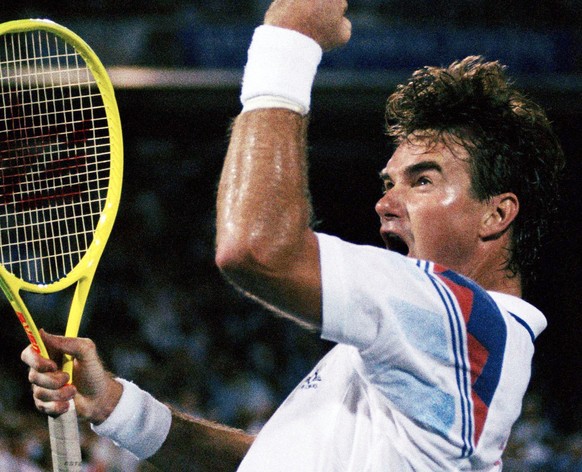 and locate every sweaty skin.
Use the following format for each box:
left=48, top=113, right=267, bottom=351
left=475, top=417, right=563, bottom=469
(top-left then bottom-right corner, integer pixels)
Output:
left=216, top=110, right=322, bottom=327
left=376, top=136, right=521, bottom=296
